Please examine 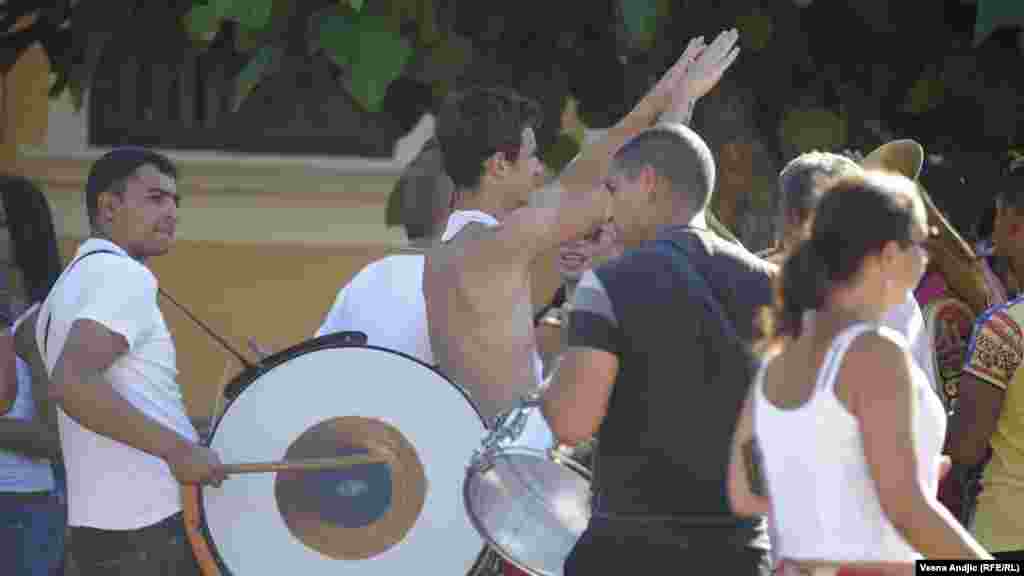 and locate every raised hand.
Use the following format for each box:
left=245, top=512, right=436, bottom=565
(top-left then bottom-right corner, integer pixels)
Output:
left=632, top=35, right=708, bottom=123
left=678, top=28, right=740, bottom=102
